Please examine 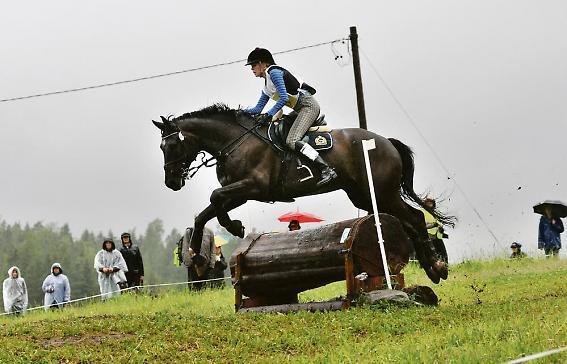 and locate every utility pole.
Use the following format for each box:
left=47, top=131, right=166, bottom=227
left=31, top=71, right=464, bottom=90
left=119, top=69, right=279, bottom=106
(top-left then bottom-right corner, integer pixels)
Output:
left=349, top=26, right=367, bottom=130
